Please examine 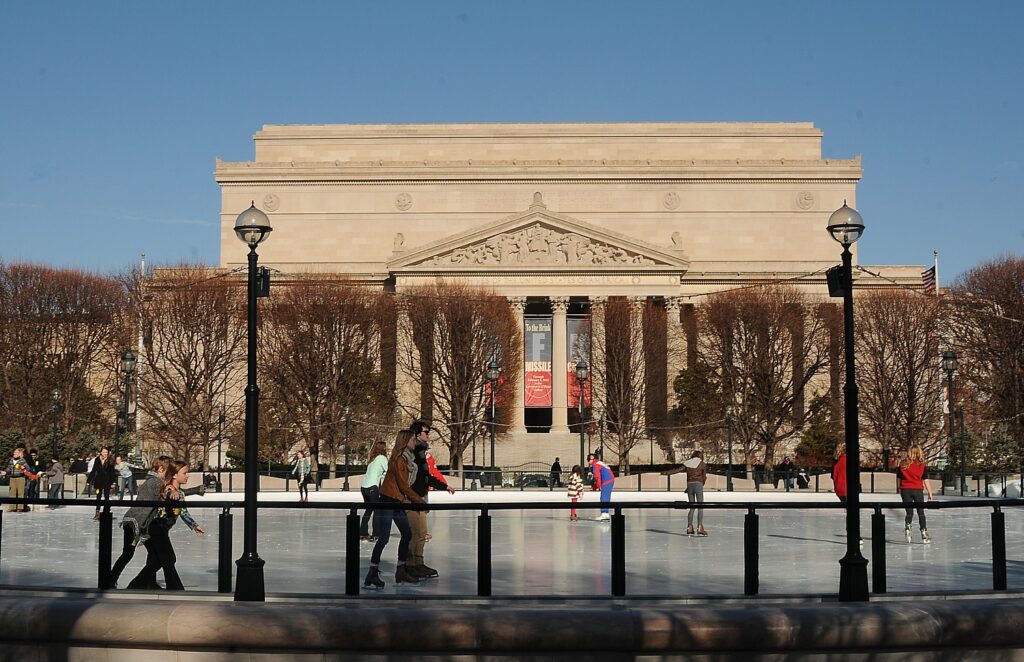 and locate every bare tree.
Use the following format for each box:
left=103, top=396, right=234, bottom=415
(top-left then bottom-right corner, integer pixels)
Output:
left=397, top=282, right=520, bottom=472
left=948, top=256, right=1024, bottom=469
left=0, top=261, right=127, bottom=453
left=137, top=265, right=245, bottom=464
left=259, top=279, right=394, bottom=475
left=589, top=298, right=655, bottom=473
left=856, top=289, right=945, bottom=463
left=697, top=285, right=832, bottom=472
